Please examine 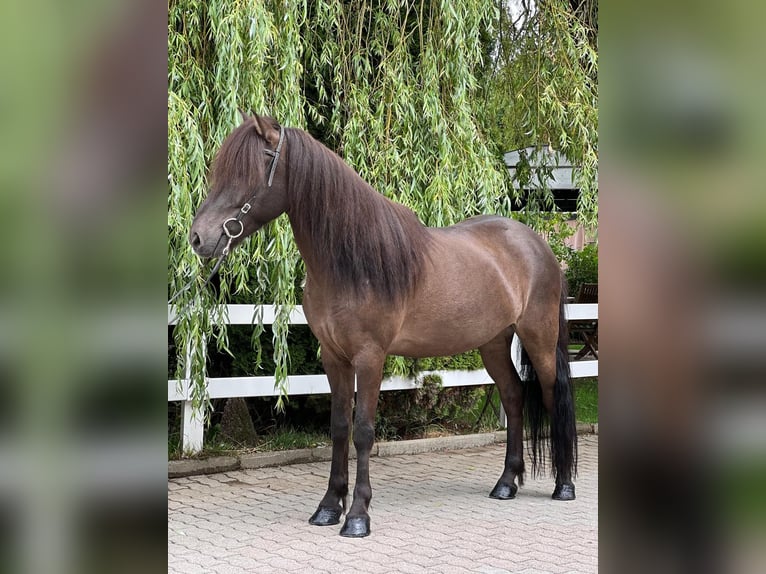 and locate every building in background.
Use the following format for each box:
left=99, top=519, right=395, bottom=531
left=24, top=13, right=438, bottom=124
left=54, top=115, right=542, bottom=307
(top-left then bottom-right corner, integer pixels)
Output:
left=504, top=146, right=596, bottom=251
